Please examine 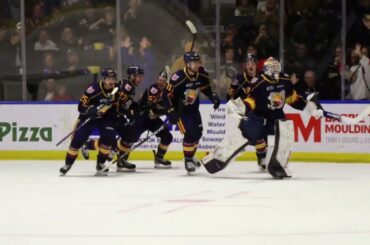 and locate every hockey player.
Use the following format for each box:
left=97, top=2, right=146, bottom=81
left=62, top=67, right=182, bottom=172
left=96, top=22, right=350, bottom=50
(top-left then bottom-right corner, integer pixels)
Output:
left=81, top=69, right=174, bottom=171
left=226, top=54, right=267, bottom=171
left=167, top=52, right=221, bottom=174
left=114, top=70, right=175, bottom=169
left=239, top=57, right=323, bottom=178
left=113, top=65, right=144, bottom=172
left=79, top=66, right=141, bottom=172
left=227, top=53, right=258, bottom=101
left=59, top=68, right=118, bottom=175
